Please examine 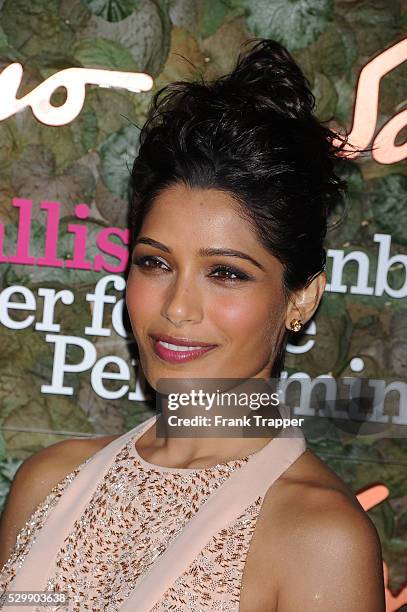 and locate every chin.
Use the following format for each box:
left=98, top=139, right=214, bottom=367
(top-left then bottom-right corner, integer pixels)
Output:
left=142, top=359, right=221, bottom=395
